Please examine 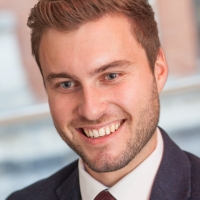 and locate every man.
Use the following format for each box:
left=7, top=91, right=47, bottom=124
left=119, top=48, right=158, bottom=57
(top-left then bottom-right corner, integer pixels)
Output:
left=7, top=0, right=200, bottom=199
